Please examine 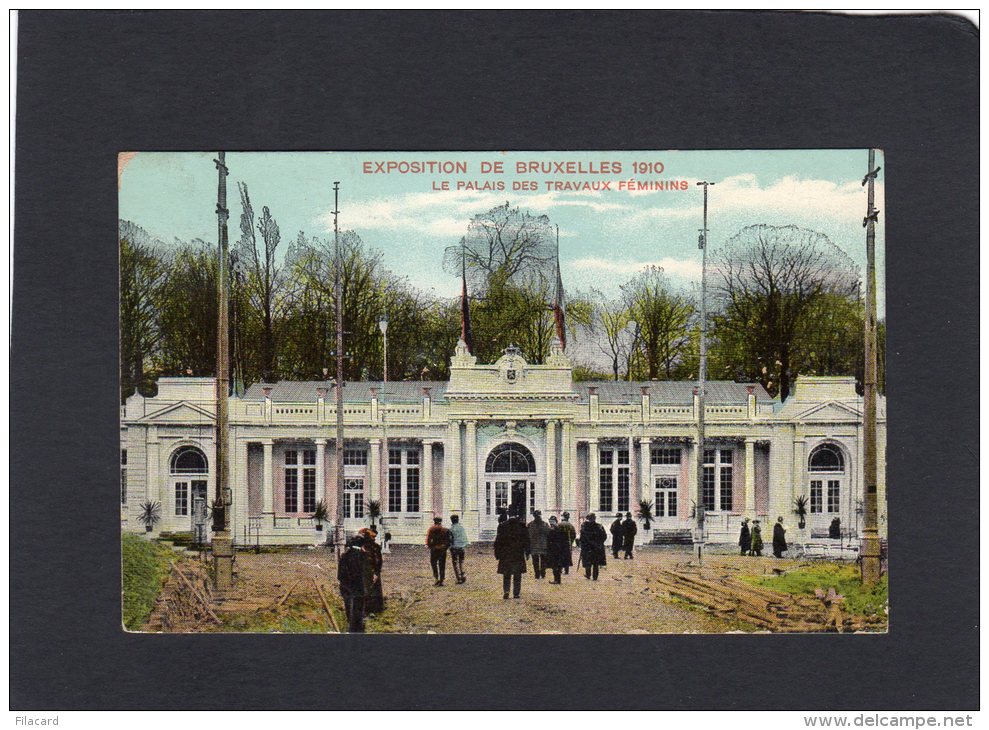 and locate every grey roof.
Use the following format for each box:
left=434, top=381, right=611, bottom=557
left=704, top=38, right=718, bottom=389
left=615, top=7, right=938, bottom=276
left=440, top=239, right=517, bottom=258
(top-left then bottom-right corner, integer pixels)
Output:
left=242, top=380, right=448, bottom=403
left=573, top=380, right=773, bottom=405
left=242, top=378, right=771, bottom=405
